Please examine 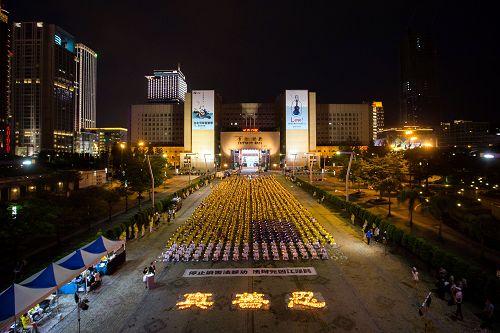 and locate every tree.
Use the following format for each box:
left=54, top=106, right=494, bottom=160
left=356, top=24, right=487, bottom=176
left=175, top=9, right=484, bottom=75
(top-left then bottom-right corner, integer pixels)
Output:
left=468, top=214, right=495, bottom=258
left=101, top=188, right=121, bottom=220
left=429, top=195, right=451, bottom=239
left=70, top=186, right=104, bottom=230
left=359, top=153, right=407, bottom=197
left=120, top=154, right=166, bottom=210
left=116, top=186, right=132, bottom=212
left=399, top=189, right=423, bottom=229
left=337, top=158, right=365, bottom=192
left=379, top=178, right=400, bottom=217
